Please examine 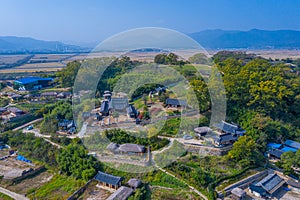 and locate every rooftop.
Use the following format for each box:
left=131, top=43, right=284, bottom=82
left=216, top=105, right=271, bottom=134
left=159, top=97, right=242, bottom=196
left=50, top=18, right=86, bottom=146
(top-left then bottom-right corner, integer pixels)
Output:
left=14, top=77, right=53, bottom=85
left=285, top=140, right=300, bottom=150
left=281, top=146, right=298, bottom=153
left=231, top=187, right=246, bottom=197
left=107, top=186, right=133, bottom=200
left=256, top=173, right=285, bottom=194
left=94, top=171, right=123, bottom=186
left=214, top=121, right=246, bottom=135
left=127, top=178, right=142, bottom=188
left=118, top=143, right=145, bottom=153
left=165, top=98, right=187, bottom=106
left=268, top=148, right=285, bottom=158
